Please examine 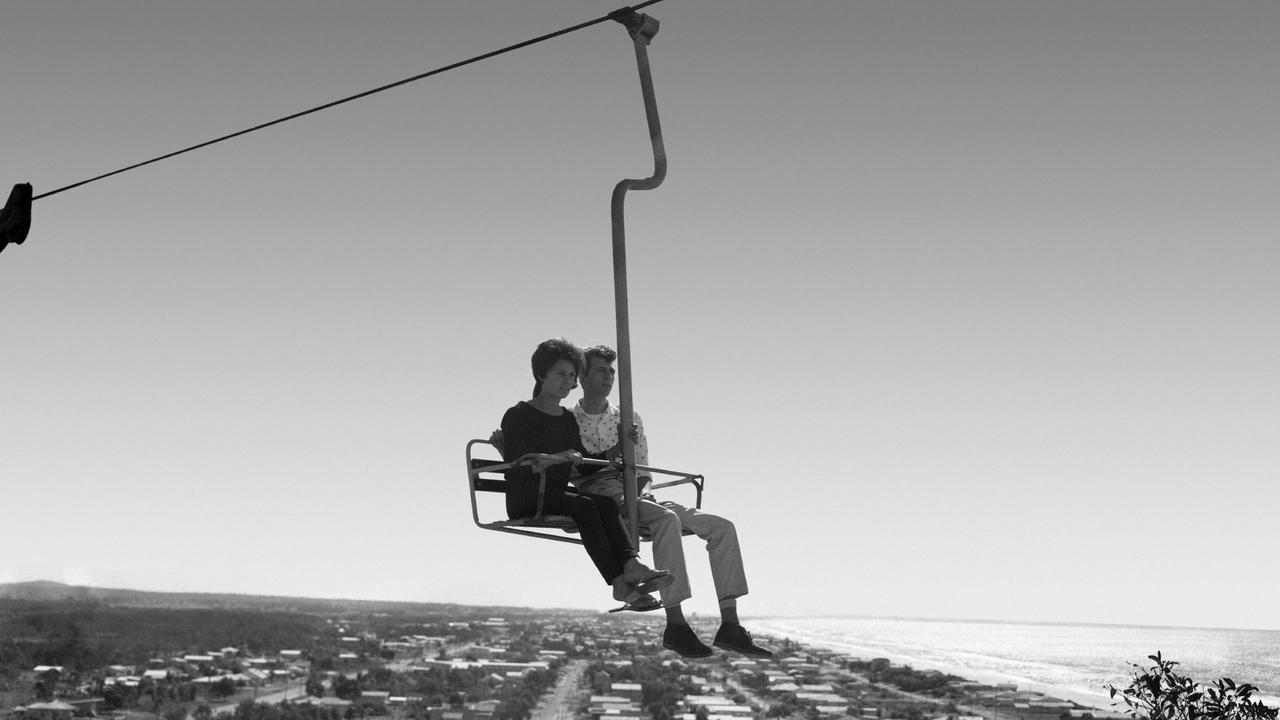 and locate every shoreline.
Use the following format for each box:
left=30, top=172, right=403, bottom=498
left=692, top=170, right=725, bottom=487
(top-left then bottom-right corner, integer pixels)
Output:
left=749, top=618, right=1280, bottom=713
left=750, top=619, right=1120, bottom=713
